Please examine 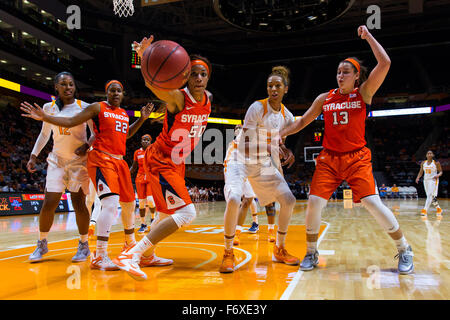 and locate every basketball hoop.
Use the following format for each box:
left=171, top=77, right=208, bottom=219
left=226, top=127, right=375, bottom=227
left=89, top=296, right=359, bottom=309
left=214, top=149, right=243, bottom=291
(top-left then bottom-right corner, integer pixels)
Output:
left=113, top=0, right=134, bottom=17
